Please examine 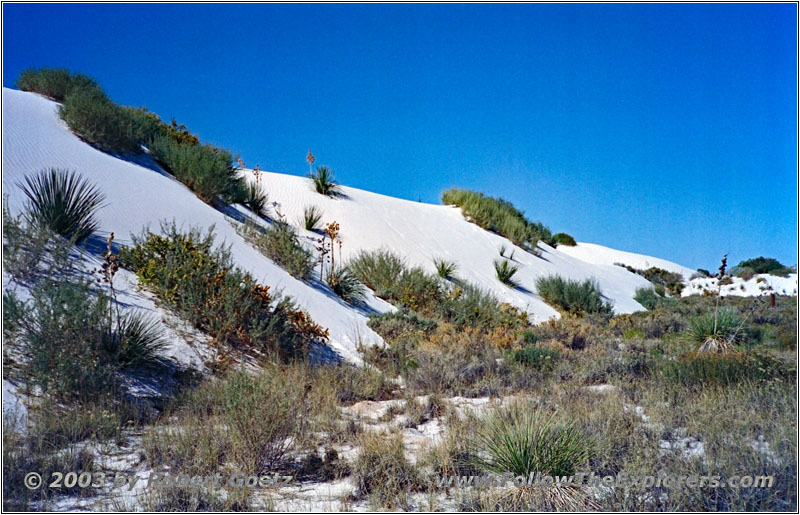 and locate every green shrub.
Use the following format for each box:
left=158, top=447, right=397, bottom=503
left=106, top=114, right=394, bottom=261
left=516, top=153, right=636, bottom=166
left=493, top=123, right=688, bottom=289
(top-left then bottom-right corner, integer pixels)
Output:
left=553, top=232, right=577, bottom=246
left=59, top=87, right=143, bottom=154
left=121, top=223, right=326, bottom=358
left=113, top=312, right=168, bottom=369
left=326, top=266, right=367, bottom=304
left=433, top=257, right=457, bottom=279
left=301, top=205, right=323, bottom=231
left=441, top=188, right=553, bottom=249
left=662, top=351, right=795, bottom=386
left=236, top=220, right=314, bottom=280
left=16, top=67, right=100, bottom=102
left=737, top=257, right=788, bottom=276
left=511, top=345, right=559, bottom=371
left=18, top=169, right=105, bottom=244
left=476, top=403, right=592, bottom=477
left=634, top=287, right=661, bottom=310
left=309, top=165, right=341, bottom=197
left=242, top=182, right=267, bottom=216
left=353, top=432, right=419, bottom=508
left=379, top=267, right=443, bottom=313
left=687, top=307, right=742, bottom=345
left=148, top=135, right=244, bottom=204
left=349, top=249, right=407, bottom=291
left=494, top=259, right=520, bottom=286
left=536, top=275, right=613, bottom=315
